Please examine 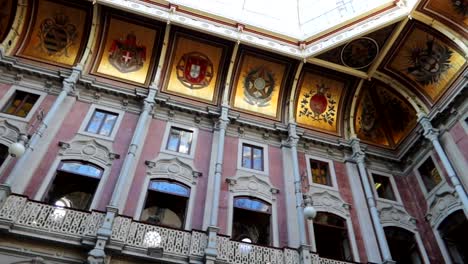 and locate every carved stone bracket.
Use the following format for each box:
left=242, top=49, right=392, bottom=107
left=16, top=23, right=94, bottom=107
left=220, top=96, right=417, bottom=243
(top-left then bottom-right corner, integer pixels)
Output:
left=0, top=119, right=21, bottom=145
left=226, top=174, right=279, bottom=203
left=145, top=157, right=198, bottom=185
left=57, top=139, right=118, bottom=166
left=425, top=184, right=462, bottom=228
left=310, top=190, right=351, bottom=218
left=378, top=203, right=417, bottom=231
